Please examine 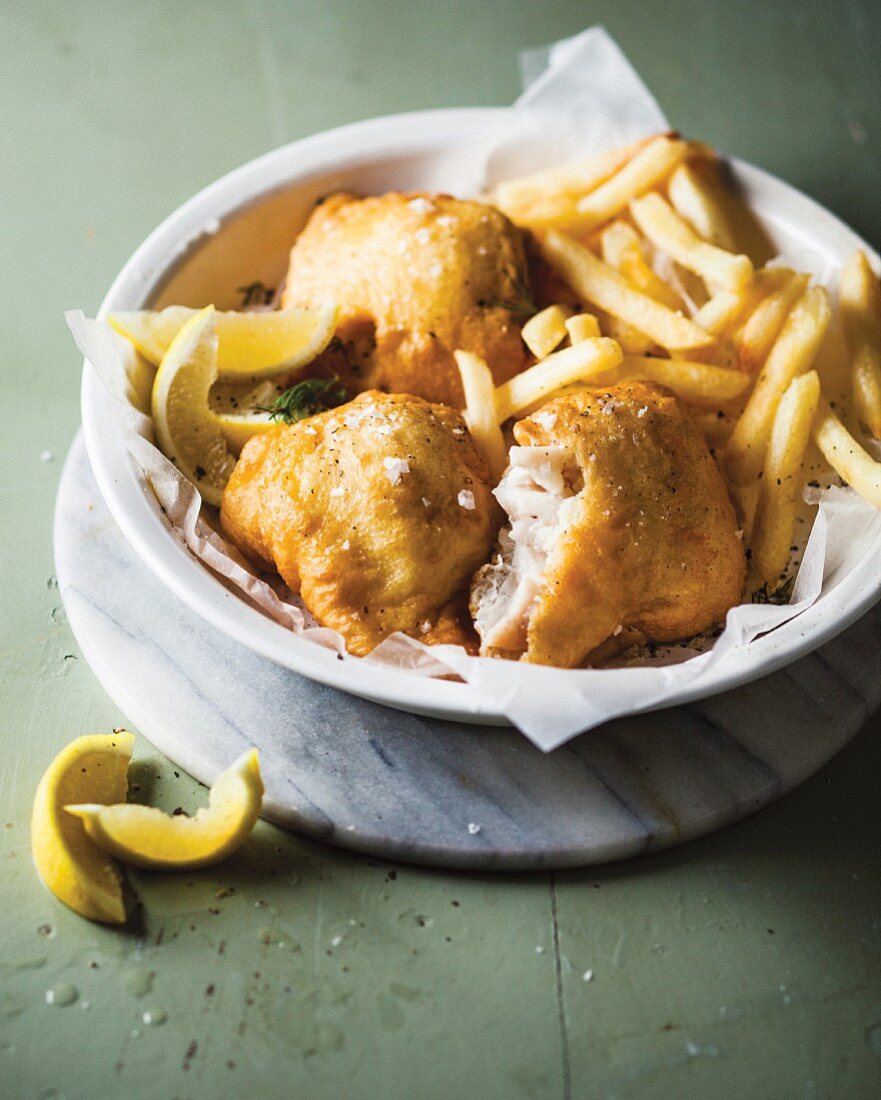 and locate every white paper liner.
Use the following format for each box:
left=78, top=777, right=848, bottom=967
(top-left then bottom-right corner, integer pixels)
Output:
left=68, top=26, right=881, bottom=751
